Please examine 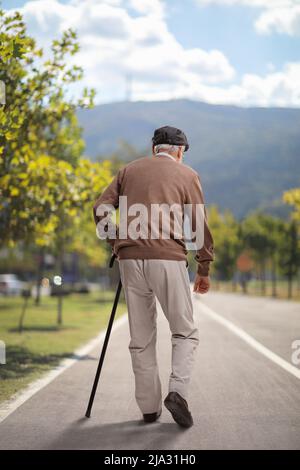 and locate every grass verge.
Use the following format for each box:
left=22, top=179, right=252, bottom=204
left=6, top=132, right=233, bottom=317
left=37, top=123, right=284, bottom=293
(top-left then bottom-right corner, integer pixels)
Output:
left=211, top=279, right=300, bottom=301
left=0, top=291, right=126, bottom=403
